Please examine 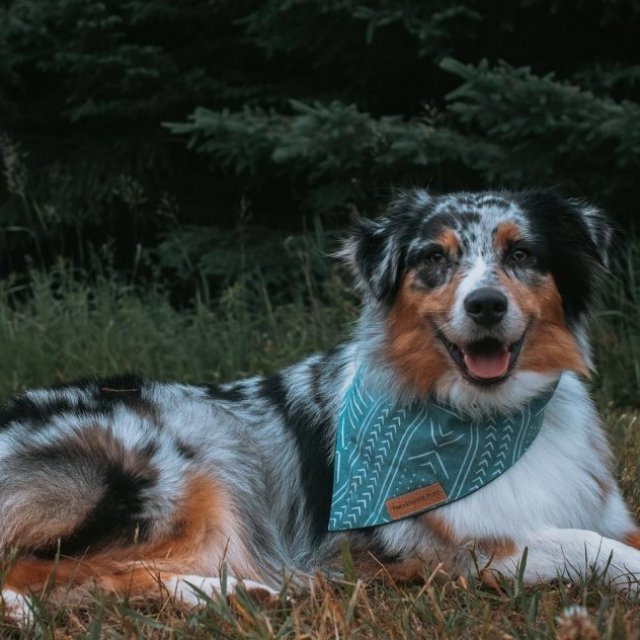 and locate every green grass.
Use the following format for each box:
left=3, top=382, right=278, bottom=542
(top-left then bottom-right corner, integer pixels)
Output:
left=4, top=510, right=640, bottom=639
left=1, top=249, right=640, bottom=638
left=592, top=241, right=640, bottom=408
left=0, top=261, right=355, bottom=398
